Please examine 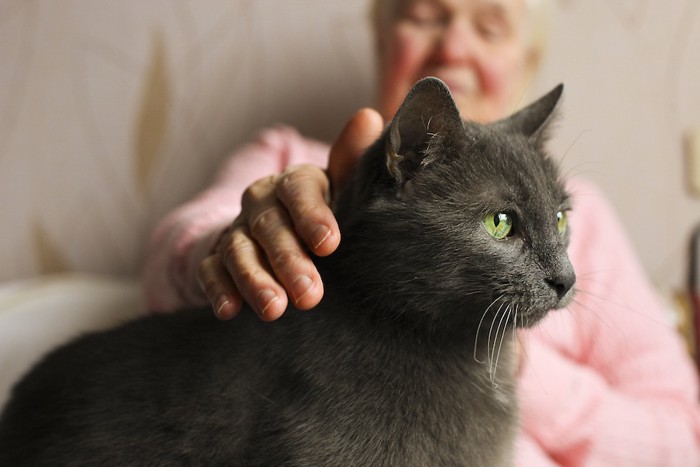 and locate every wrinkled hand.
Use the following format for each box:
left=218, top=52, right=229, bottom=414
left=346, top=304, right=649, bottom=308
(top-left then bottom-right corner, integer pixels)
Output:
left=197, top=109, right=384, bottom=321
